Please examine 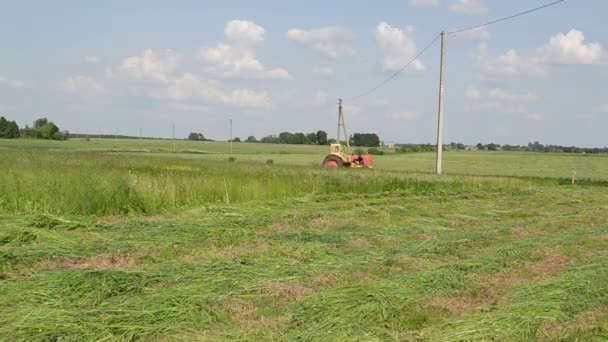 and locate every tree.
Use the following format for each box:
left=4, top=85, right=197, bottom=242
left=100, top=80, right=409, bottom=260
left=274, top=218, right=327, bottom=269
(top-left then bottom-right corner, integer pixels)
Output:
left=246, top=136, right=257, bottom=143
left=37, top=120, right=61, bottom=140
left=33, top=118, right=49, bottom=129
left=351, top=133, right=380, bottom=147
left=260, top=135, right=279, bottom=143
left=316, top=130, right=328, bottom=145
left=306, top=132, right=317, bottom=144
left=232, top=137, right=241, bottom=142
left=487, top=143, right=499, bottom=151
left=278, top=132, right=292, bottom=144
left=288, top=133, right=306, bottom=144
left=188, top=132, right=206, bottom=141
left=0, top=116, right=7, bottom=138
